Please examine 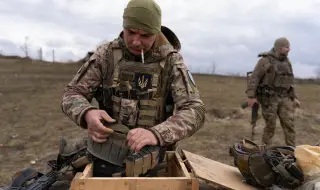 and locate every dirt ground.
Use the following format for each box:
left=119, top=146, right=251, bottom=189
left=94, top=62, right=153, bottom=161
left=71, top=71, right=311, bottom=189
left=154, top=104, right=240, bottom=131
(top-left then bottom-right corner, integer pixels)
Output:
left=0, top=57, right=319, bottom=186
